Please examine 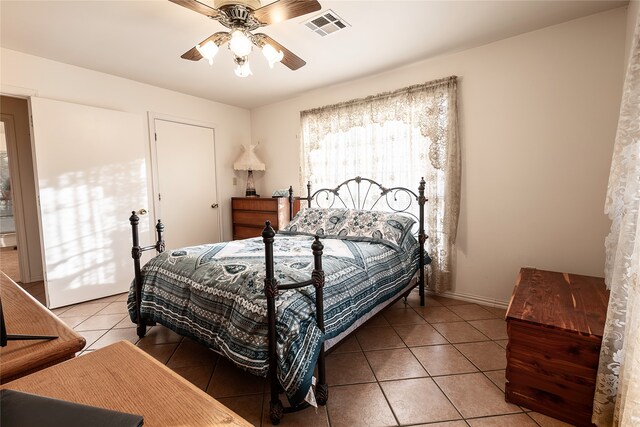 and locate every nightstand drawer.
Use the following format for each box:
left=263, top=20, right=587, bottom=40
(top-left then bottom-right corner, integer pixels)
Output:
left=233, top=211, right=279, bottom=226
left=231, top=197, right=293, bottom=240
